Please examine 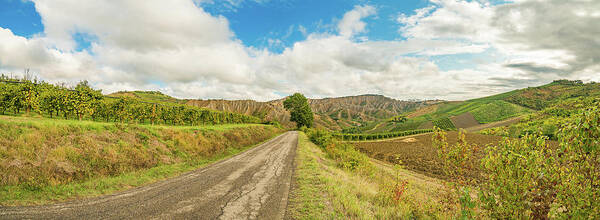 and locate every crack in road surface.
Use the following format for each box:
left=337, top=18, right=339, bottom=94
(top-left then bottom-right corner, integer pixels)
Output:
left=0, top=131, right=298, bottom=220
